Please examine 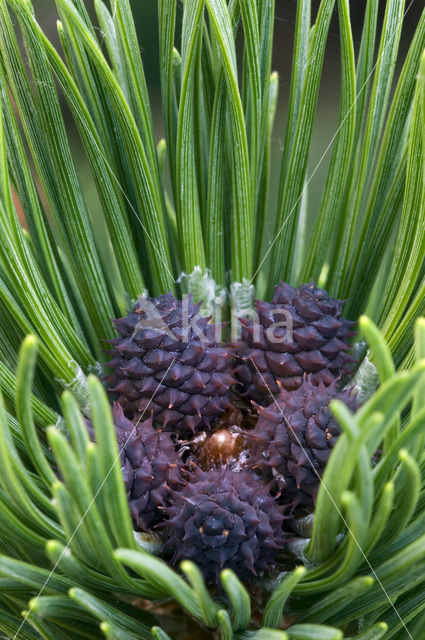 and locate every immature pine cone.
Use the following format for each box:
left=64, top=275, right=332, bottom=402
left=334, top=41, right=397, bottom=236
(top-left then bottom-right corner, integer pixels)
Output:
left=248, top=377, right=358, bottom=509
left=235, top=281, right=355, bottom=404
left=163, top=466, right=286, bottom=583
left=92, top=403, right=184, bottom=531
left=105, top=293, right=234, bottom=435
